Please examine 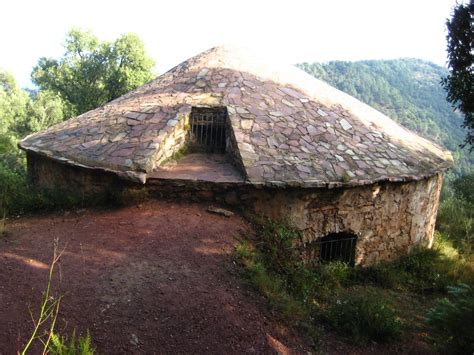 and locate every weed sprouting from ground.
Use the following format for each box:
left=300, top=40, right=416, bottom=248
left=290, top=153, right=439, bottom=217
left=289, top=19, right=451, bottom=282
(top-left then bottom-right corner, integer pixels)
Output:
left=48, top=330, right=94, bottom=355
left=21, top=239, right=95, bottom=355
left=21, top=238, right=64, bottom=354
